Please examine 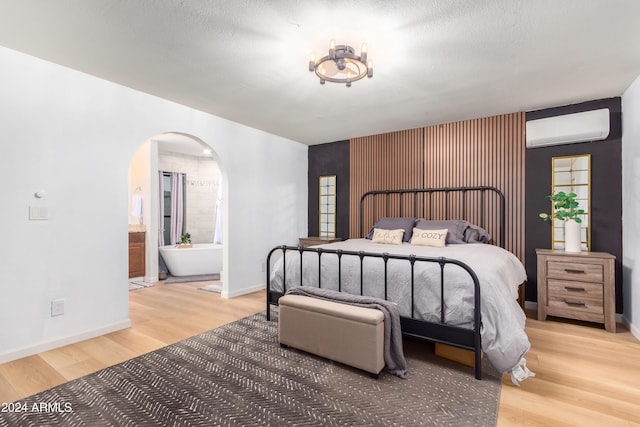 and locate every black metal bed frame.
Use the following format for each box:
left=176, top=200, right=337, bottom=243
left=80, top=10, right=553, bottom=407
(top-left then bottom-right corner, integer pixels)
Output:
left=266, top=186, right=506, bottom=380
left=359, top=186, right=505, bottom=249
